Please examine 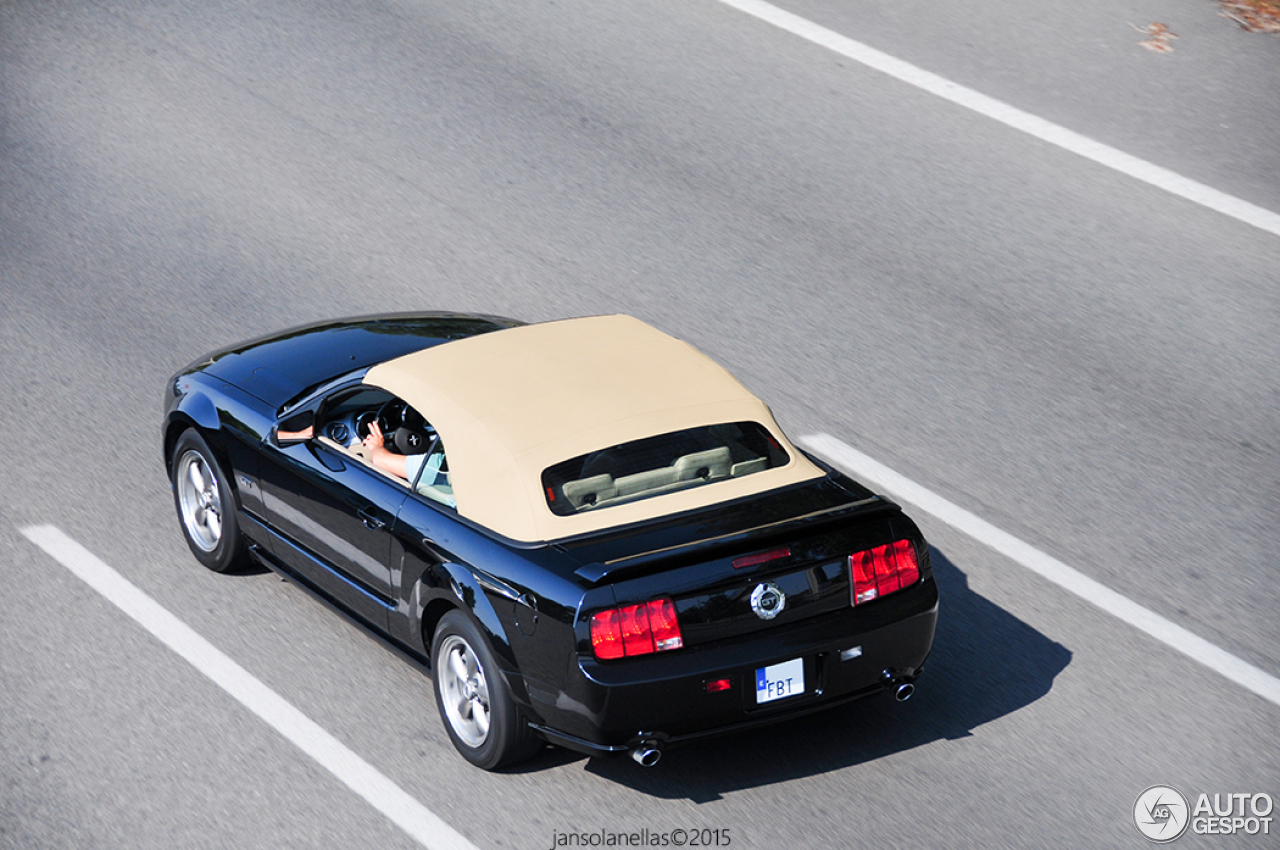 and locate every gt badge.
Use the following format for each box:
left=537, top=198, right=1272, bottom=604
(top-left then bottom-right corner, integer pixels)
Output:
left=750, top=582, right=786, bottom=620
